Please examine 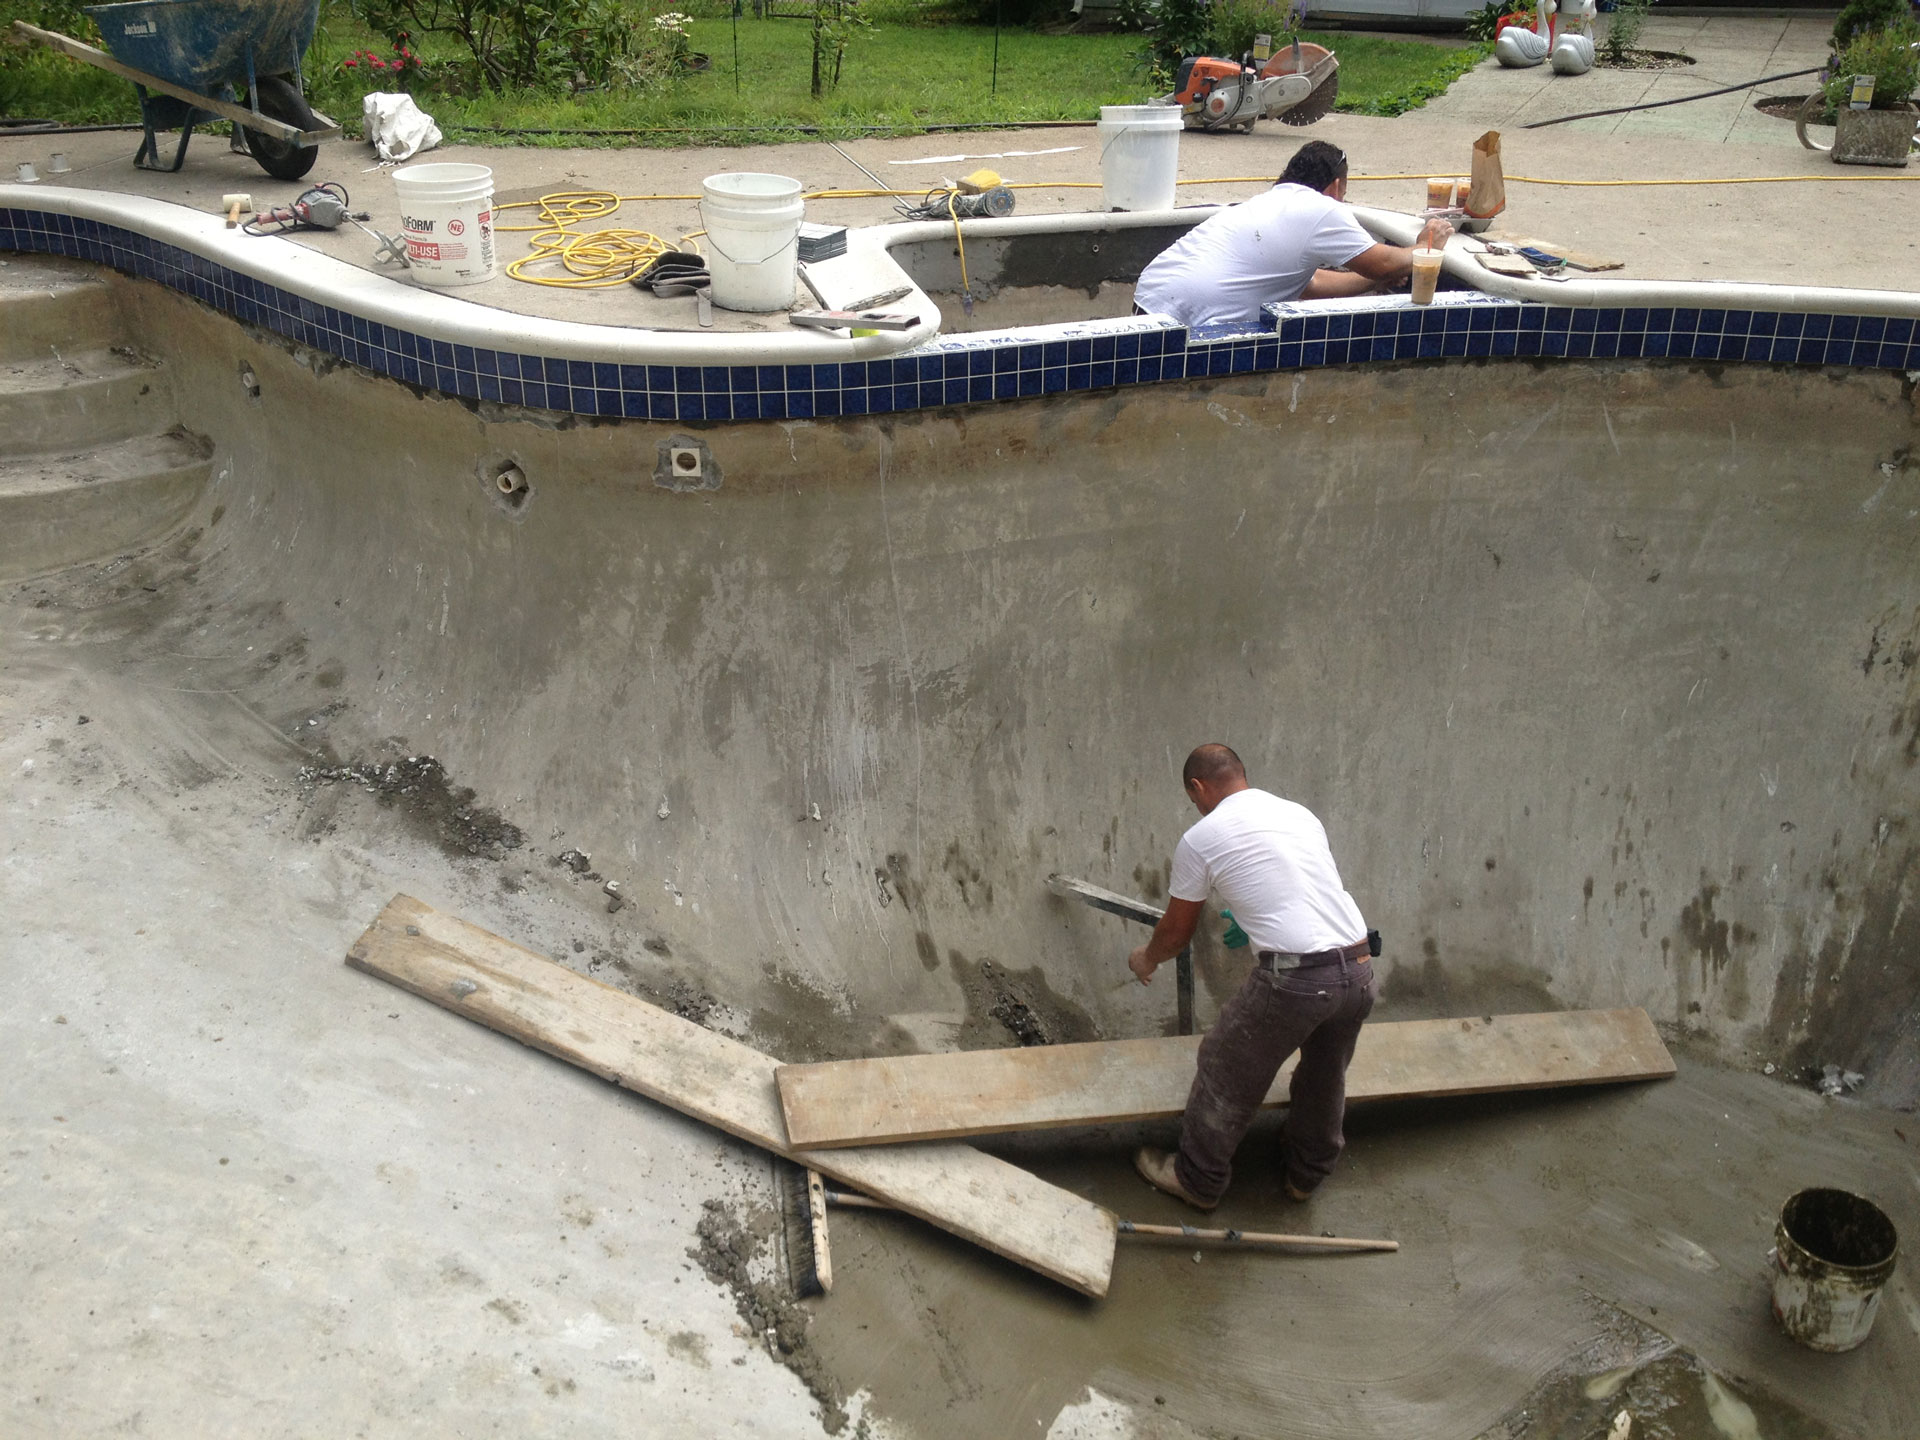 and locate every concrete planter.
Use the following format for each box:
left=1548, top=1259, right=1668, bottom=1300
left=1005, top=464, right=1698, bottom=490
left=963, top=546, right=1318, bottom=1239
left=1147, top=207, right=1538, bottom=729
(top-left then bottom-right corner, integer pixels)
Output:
left=1798, top=97, right=1917, bottom=167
